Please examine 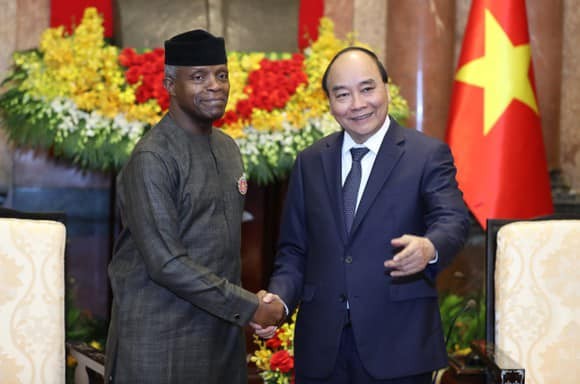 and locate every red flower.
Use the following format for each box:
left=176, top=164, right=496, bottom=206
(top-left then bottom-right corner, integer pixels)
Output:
left=265, top=335, right=282, bottom=349
left=157, top=92, right=169, bottom=110
left=118, top=48, right=138, bottom=67
left=236, top=99, right=253, bottom=119
left=135, top=86, right=150, bottom=103
left=270, top=350, right=294, bottom=373
left=116, top=46, right=308, bottom=123
left=118, top=47, right=167, bottom=107
left=214, top=110, right=239, bottom=127
left=229, top=55, right=308, bottom=122
left=125, top=66, right=141, bottom=84
left=141, top=61, right=156, bottom=75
